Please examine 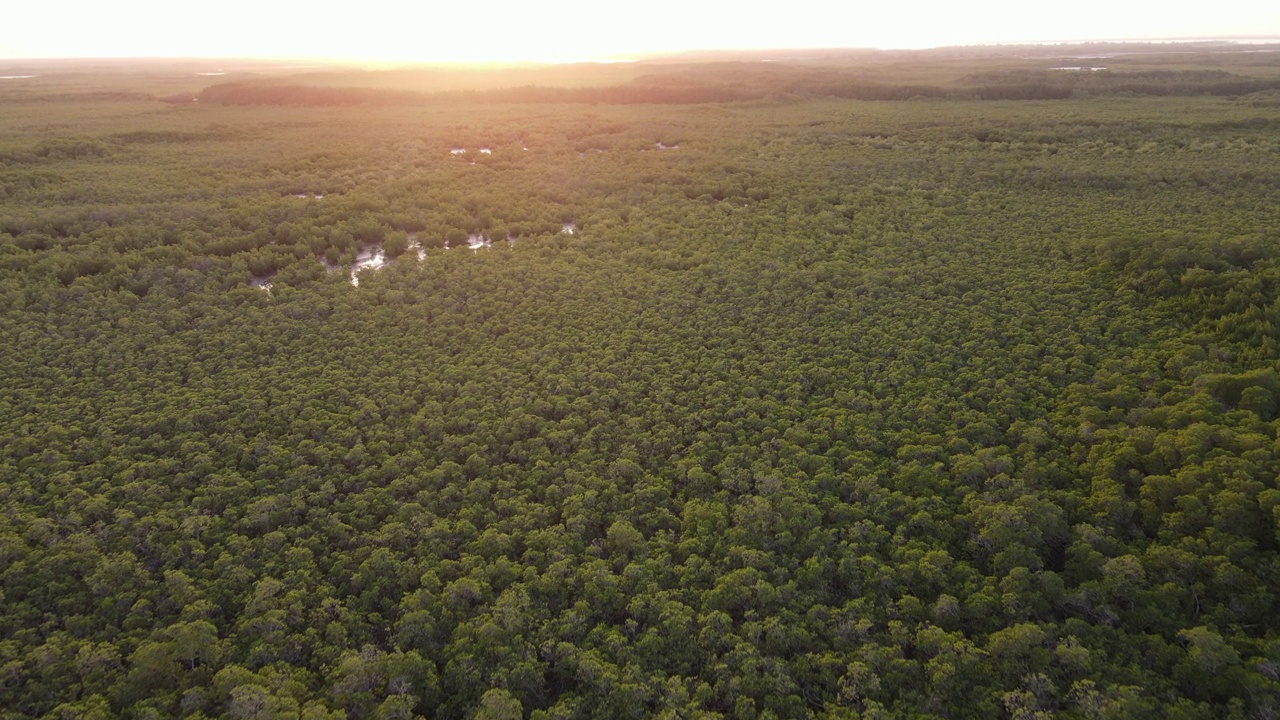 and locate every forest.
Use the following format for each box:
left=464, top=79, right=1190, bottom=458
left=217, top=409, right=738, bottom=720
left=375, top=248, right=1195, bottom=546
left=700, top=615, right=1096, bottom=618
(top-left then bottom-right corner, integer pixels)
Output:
left=1, top=43, right=1279, bottom=719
